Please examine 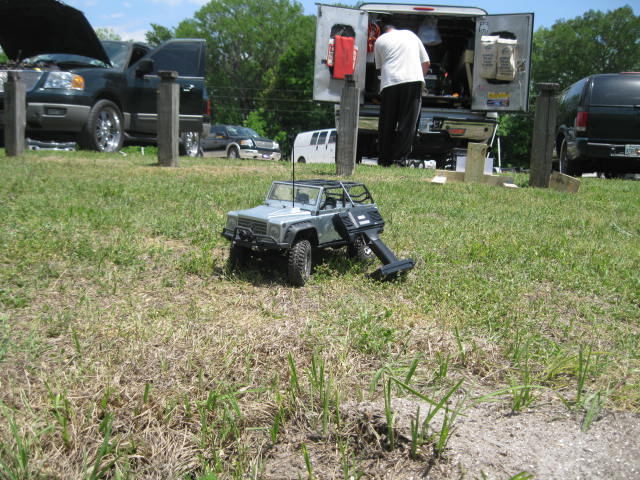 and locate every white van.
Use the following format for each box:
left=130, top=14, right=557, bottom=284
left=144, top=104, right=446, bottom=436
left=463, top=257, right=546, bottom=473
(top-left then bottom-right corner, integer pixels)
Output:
left=292, top=128, right=337, bottom=163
